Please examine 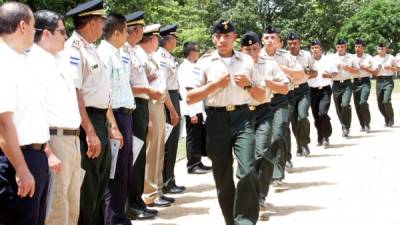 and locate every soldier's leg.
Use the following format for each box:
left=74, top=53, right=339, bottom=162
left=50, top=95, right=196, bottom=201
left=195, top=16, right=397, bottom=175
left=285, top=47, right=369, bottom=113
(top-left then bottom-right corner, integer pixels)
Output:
left=272, top=102, right=289, bottom=180
left=341, top=82, right=353, bottom=130
left=296, top=90, right=311, bottom=148
left=376, top=79, right=386, bottom=122
left=310, top=88, right=322, bottom=143
left=353, top=81, right=364, bottom=128
left=332, top=83, right=344, bottom=125
left=382, top=78, right=394, bottom=125
left=185, top=114, right=203, bottom=171
left=360, top=80, right=371, bottom=127
left=205, top=109, right=235, bottom=225
left=319, top=87, right=333, bottom=139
